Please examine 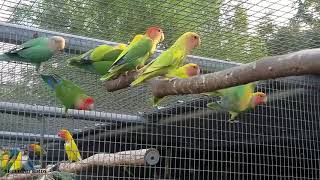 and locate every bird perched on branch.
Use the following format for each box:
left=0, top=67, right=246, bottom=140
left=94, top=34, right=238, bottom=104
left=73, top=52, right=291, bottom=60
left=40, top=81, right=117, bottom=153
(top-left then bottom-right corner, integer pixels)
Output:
left=100, top=26, right=165, bottom=80
left=67, top=43, right=127, bottom=75
left=152, top=63, right=201, bottom=106
left=58, top=129, right=82, bottom=162
left=1, top=148, right=20, bottom=171
left=130, top=32, right=201, bottom=86
left=40, top=74, right=94, bottom=113
left=0, top=36, right=65, bottom=71
left=9, top=150, right=35, bottom=172
left=0, top=150, right=10, bottom=171
left=202, top=82, right=267, bottom=122
left=28, top=143, right=47, bottom=157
